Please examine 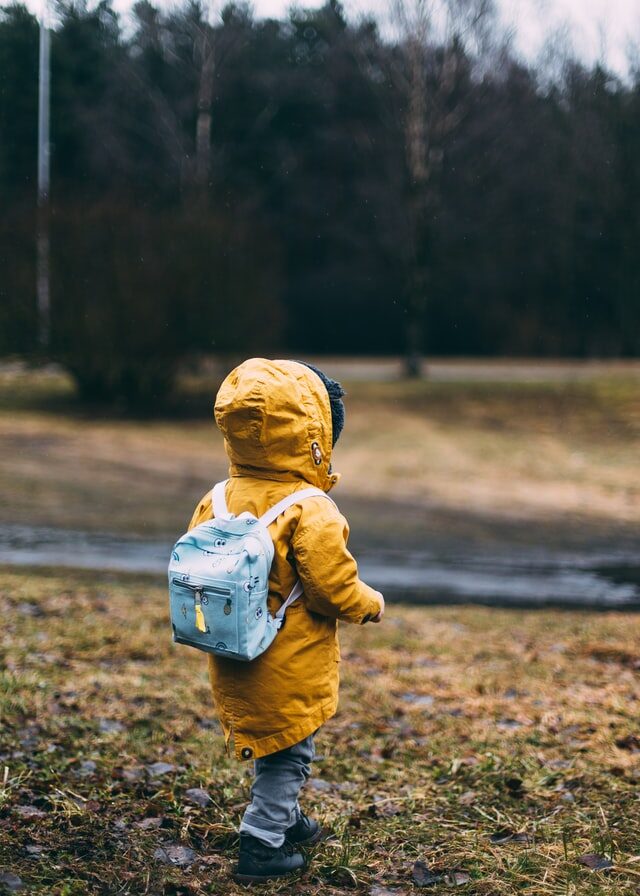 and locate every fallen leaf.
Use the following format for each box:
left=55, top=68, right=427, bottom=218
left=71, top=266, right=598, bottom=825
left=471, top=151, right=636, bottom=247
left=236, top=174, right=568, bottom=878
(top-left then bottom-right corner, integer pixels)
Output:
left=578, top=853, right=613, bottom=872
left=162, top=885, right=198, bottom=896
left=16, top=728, right=39, bottom=747
left=505, top=777, right=524, bottom=793
left=586, top=647, right=640, bottom=668
left=401, top=693, right=434, bottom=707
left=98, top=719, right=124, bottom=734
left=196, top=717, right=218, bottom=730
left=444, top=871, right=471, bottom=886
left=136, top=817, right=164, bottom=830
left=154, top=844, right=198, bottom=867
left=497, top=718, right=522, bottom=730
left=198, top=855, right=224, bottom=868
left=308, top=778, right=332, bottom=792
left=370, top=887, right=405, bottom=896
left=370, top=796, right=402, bottom=818
left=146, top=761, right=176, bottom=777
left=184, top=787, right=212, bottom=808
left=547, top=759, right=572, bottom=770
left=17, top=602, right=42, bottom=617
left=83, top=800, right=101, bottom=813
left=615, top=735, right=640, bottom=753
left=489, top=829, right=513, bottom=844
left=562, top=724, right=594, bottom=737
left=14, top=806, right=46, bottom=819
left=335, top=781, right=357, bottom=793
left=121, top=766, right=145, bottom=782
left=458, top=790, right=477, bottom=806
left=564, top=776, right=584, bottom=790
left=0, top=872, right=23, bottom=892
left=412, top=861, right=442, bottom=887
